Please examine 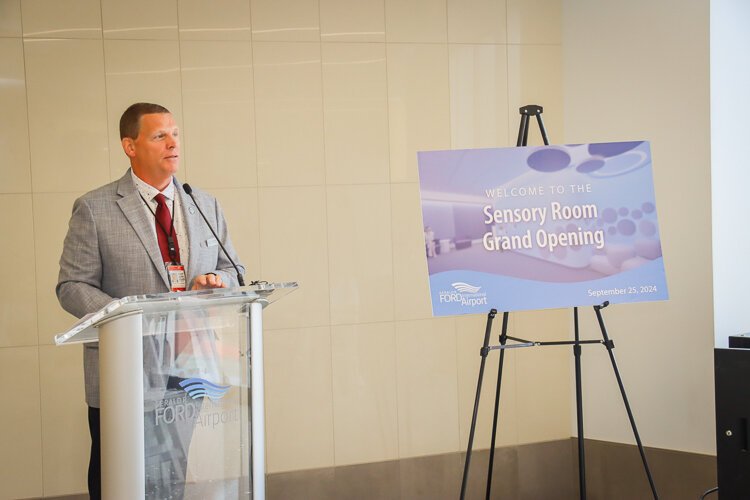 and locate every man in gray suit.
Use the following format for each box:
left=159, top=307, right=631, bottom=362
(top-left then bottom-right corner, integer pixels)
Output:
left=57, top=102, right=244, bottom=499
